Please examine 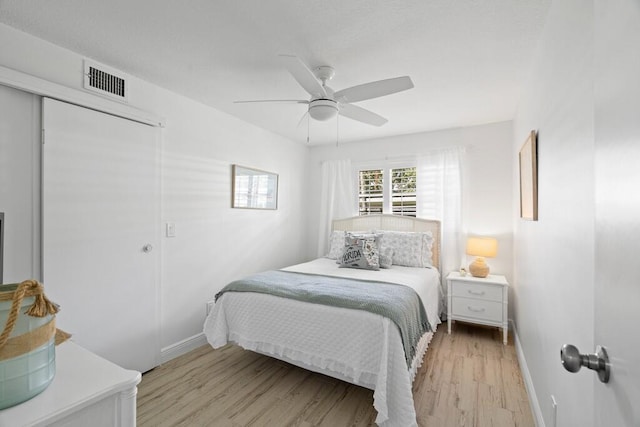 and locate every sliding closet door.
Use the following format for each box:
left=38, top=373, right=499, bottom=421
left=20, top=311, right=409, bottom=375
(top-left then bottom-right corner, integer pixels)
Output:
left=42, top=98, right=160, bottom=372
left=0, top=84, right=41, bottom=283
